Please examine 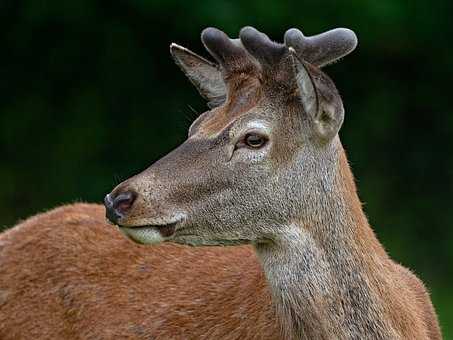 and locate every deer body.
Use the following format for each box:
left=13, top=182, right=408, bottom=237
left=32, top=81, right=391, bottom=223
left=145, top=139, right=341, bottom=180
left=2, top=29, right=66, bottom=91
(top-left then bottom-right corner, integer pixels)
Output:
left=0, top=26, right=441, bottom=339
left=0, top=204, right=279, bottom=339
left=0, top=199, right=440, bottom=339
